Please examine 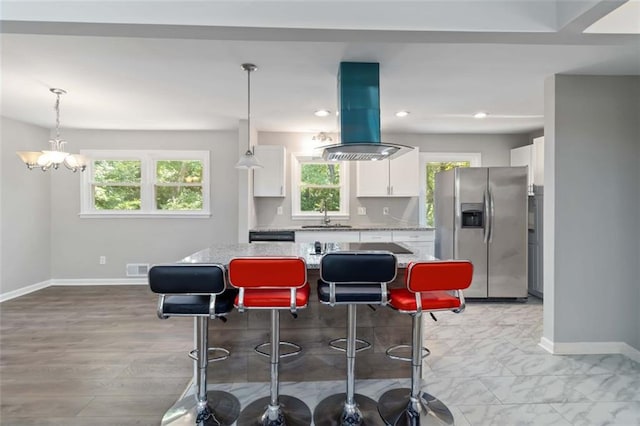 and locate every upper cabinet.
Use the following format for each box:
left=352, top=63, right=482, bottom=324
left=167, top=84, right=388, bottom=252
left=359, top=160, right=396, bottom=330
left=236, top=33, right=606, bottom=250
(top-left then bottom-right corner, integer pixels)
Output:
left=356, top=147, right=419, bottom=197
left=253, top=145, right=286, bottom=197
left=510, top=137, right=544, bottom=194
left=532, top=136, right=544, bottom=188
